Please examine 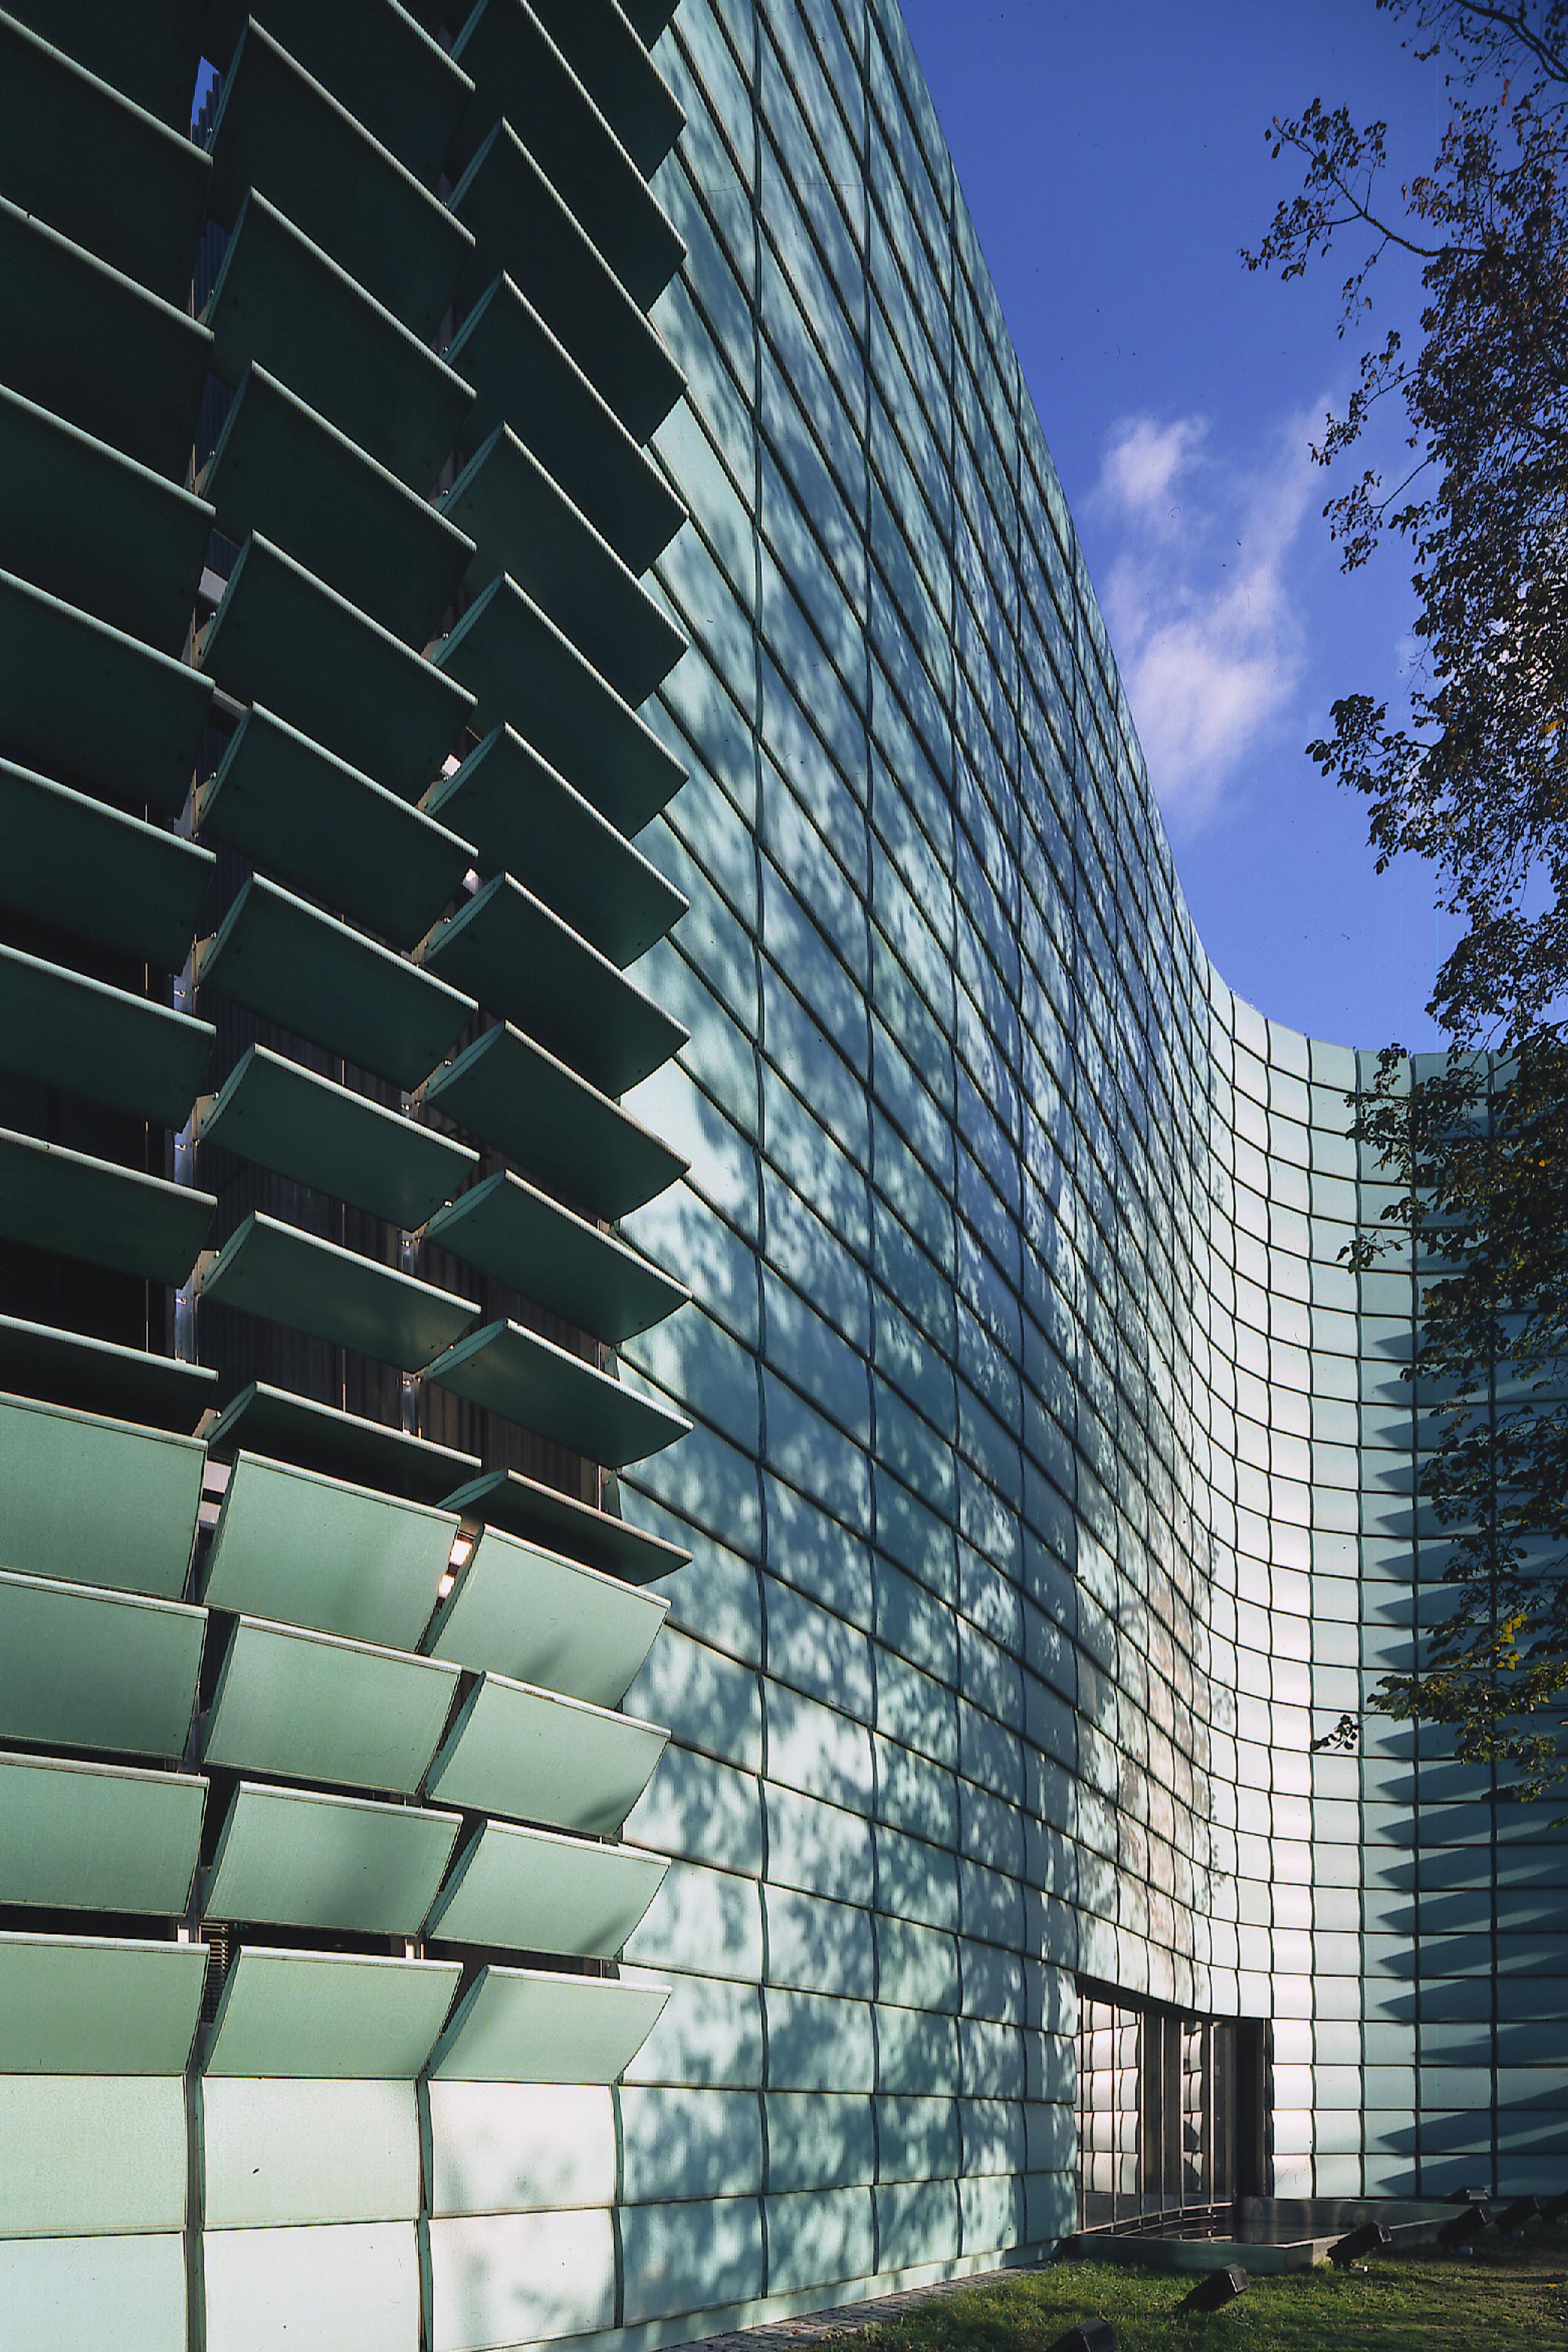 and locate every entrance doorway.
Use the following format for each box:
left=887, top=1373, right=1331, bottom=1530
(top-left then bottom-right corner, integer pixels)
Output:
left=1075, top=1981, right=1266, bottom=2232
